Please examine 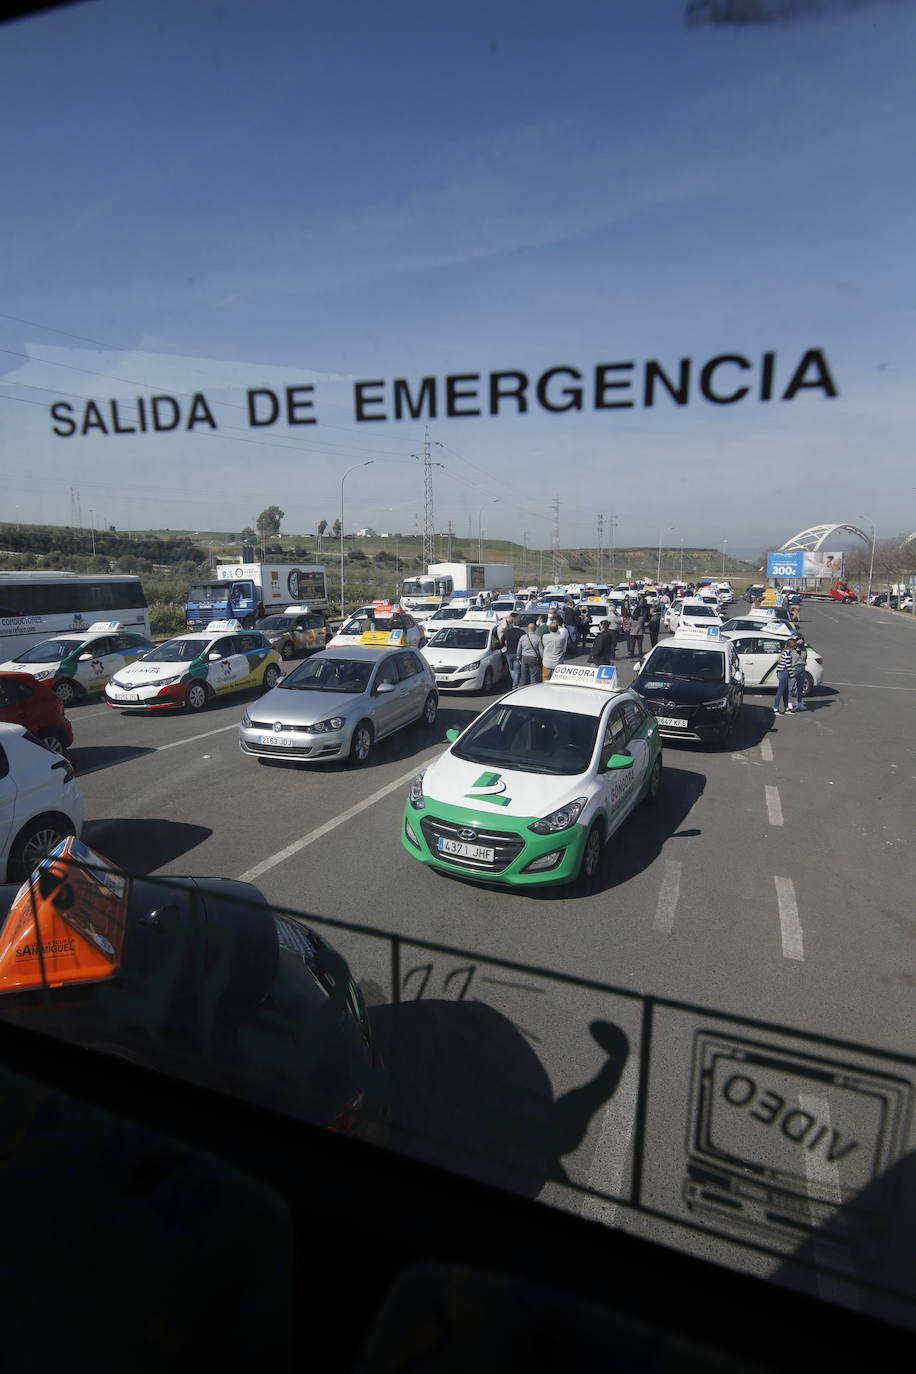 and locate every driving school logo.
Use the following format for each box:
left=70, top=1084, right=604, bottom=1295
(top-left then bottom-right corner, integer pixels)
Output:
left=465, top=771, right=512, bottom=807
